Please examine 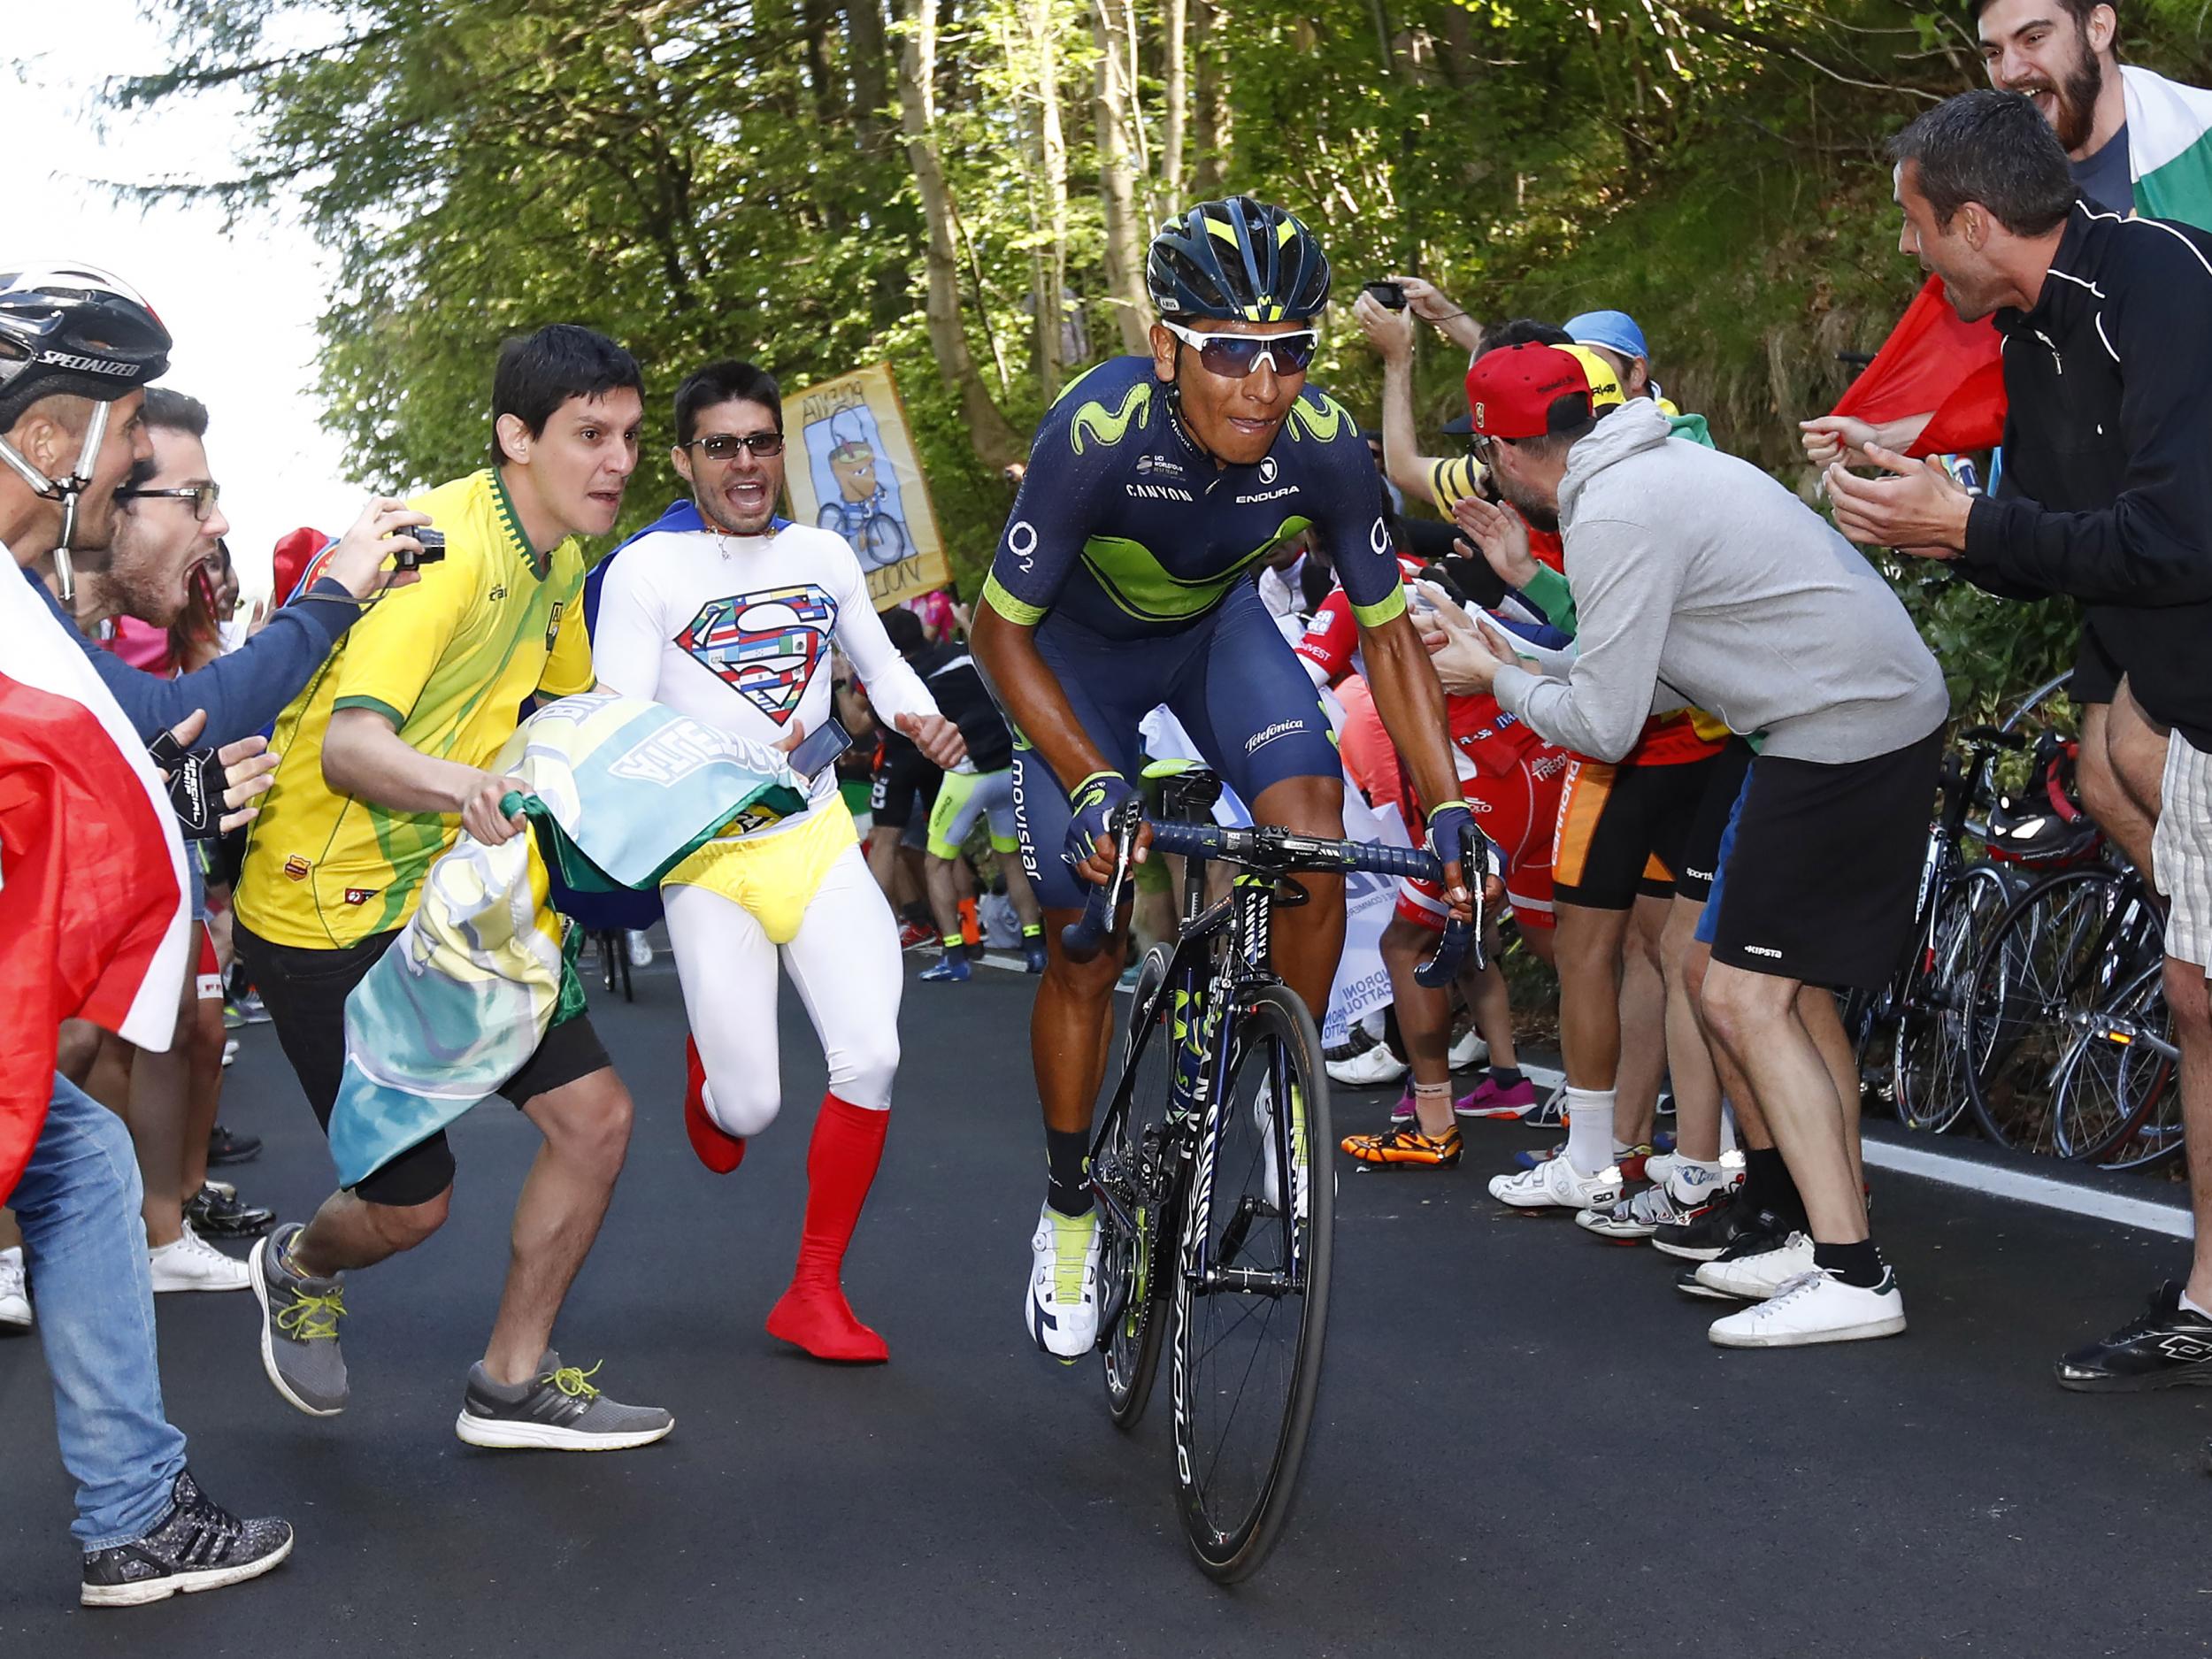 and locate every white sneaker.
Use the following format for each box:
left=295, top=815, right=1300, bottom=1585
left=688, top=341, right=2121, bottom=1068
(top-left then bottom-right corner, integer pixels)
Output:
left=1448, top=1025, right=1488, bottom=1071
left=1694, top=1231, right=1817, bottom=1302
left=1025, top=1203, right=1101, bottom=1359
left=1709, top=1269, right=1907, bottom=1348
left=149, top=1224, right=250, bottom=1294
left=626, top=930, right=655, bottom=969
left=220, top=1038, right=238, bottom=1068
left=1325, top=1041, right=1407, bottom=1088
left=0, top=1246, right=31, bottom=1329
left=1488, top=1156, right=1623, bottom=1211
